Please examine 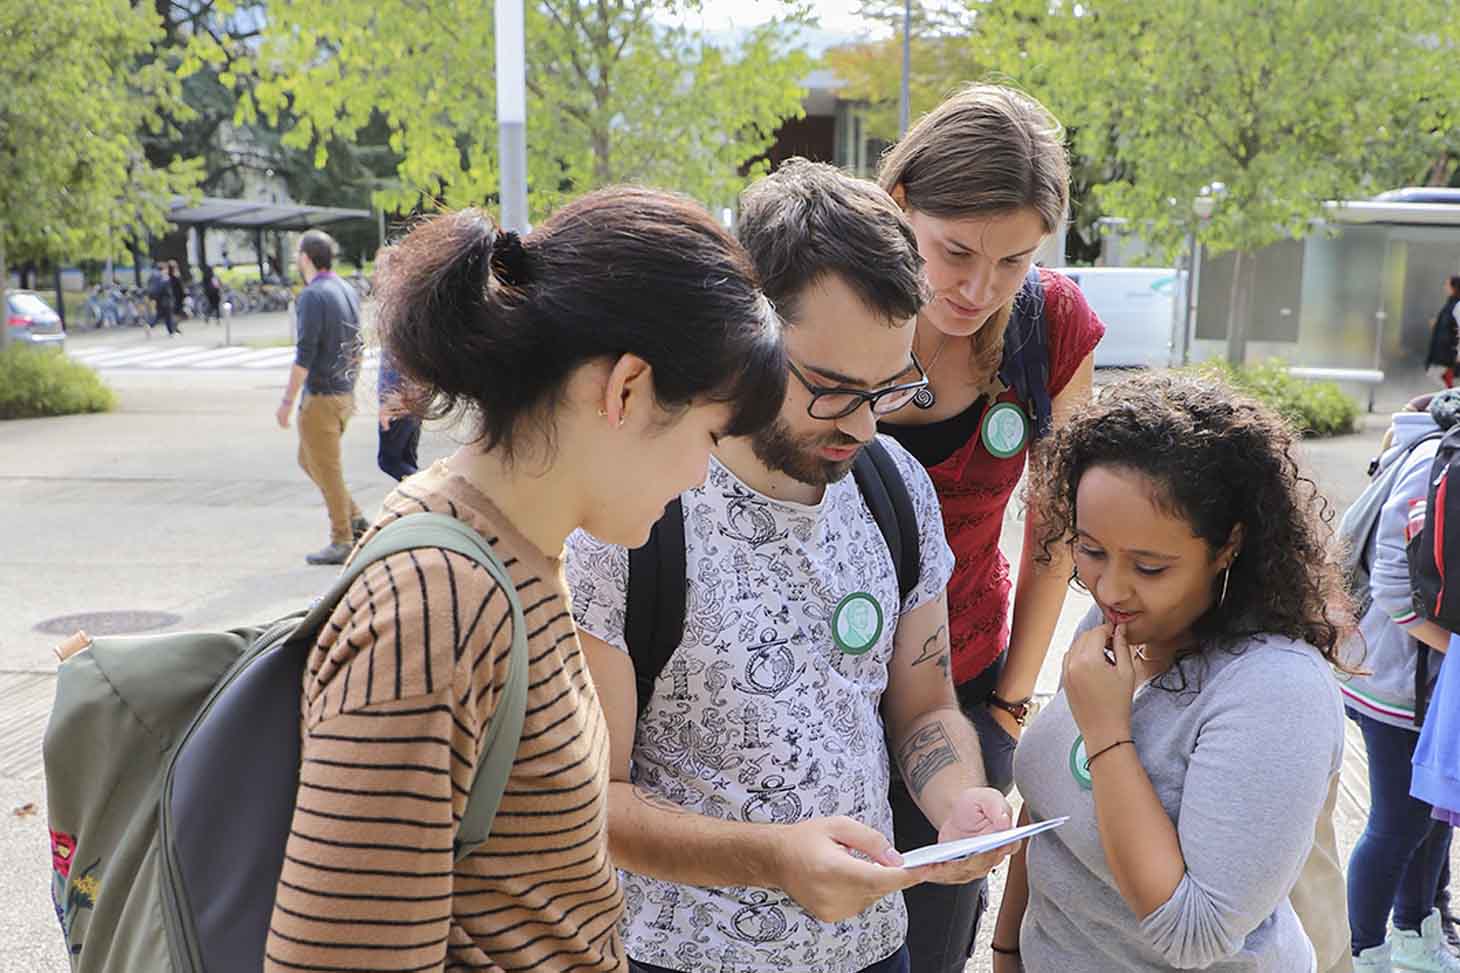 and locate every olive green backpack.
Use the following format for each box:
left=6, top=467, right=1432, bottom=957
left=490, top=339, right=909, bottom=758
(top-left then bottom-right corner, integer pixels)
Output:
left=43, top=513, right=528, bottom=972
